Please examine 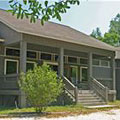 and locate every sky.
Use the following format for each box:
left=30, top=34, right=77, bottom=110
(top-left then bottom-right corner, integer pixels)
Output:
left=0, top=0, right=120, bottom=35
